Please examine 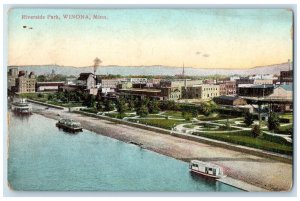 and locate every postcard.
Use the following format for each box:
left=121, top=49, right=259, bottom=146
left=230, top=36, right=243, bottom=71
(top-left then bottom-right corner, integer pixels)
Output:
left=6, top=7, right=293, bottom=192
